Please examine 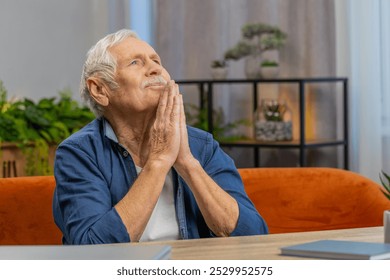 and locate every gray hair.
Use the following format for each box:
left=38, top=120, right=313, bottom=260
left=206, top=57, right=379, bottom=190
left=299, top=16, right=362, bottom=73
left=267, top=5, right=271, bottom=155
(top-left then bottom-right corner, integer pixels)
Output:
left=80, top=29, right=139, bottom=117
